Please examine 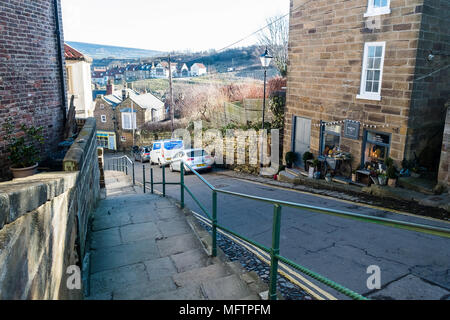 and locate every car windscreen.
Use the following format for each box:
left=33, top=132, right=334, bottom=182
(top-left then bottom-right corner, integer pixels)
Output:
left=164, top=141, right=183, bottom=150
left=143, top=147, right=150, bottom=153
left=187, top=150, right=208, bottom=158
